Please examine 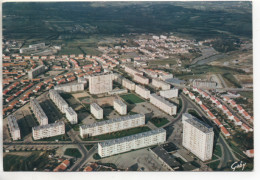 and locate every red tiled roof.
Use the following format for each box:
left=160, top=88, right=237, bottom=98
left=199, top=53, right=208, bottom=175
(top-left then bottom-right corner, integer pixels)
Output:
left=220, top=126, right=230, bottom=135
